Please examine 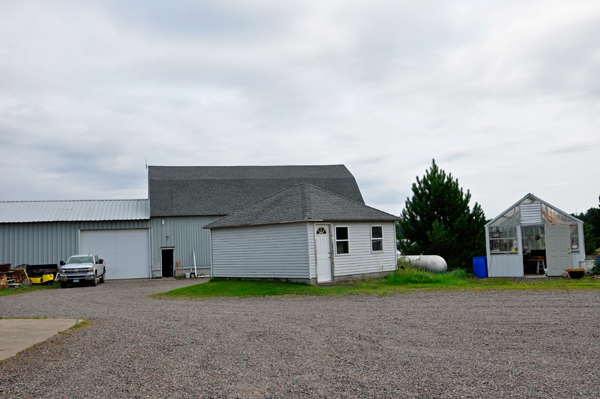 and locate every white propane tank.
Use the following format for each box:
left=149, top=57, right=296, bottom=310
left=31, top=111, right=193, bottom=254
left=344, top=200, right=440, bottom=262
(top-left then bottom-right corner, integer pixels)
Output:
left=404, top=255, right=447, bottom=273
